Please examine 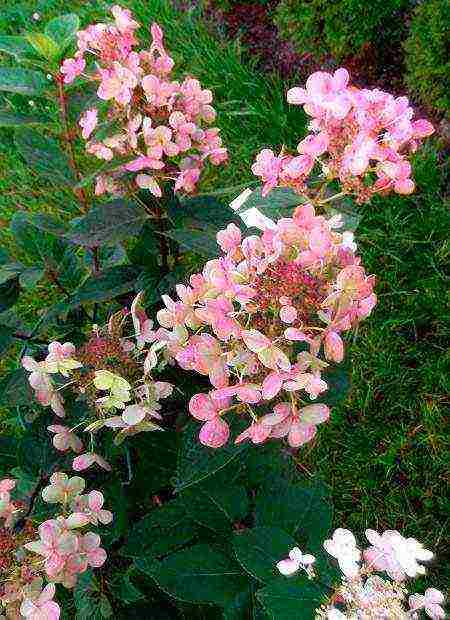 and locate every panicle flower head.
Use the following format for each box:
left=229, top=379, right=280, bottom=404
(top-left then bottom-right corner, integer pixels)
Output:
left=24, top=299, right=172, bottom=460
left=62, top=5, right=227, bottom=197
left=154, top=204, right=376, bottom=449
left=253, top=67, right=434, bottom=203
left=275, top=523, right=445, bottom=619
